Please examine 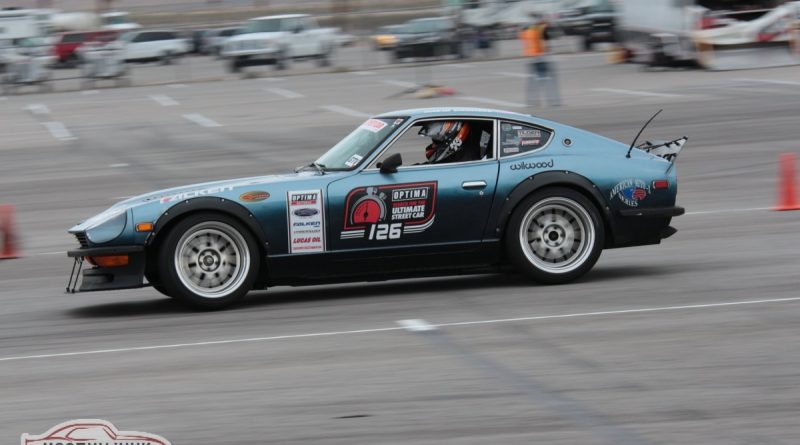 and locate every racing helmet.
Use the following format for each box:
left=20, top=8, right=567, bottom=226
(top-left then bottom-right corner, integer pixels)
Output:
left=420, top=121, right=471, bottom=163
